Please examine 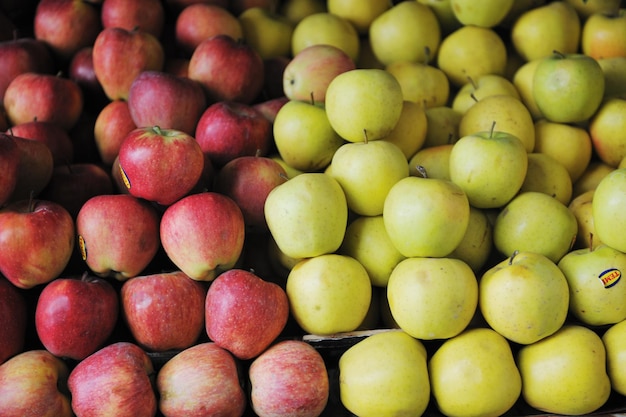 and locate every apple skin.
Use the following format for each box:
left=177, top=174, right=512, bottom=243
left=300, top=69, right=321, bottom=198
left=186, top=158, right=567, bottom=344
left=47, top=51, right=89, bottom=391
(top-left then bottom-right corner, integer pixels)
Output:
left=93, top=99, right=137, bottom=165
left=0, top=132, right=20, bottom=206
left=249, top=339, right=329, bottom=417
left=581, top=9, right=626, bottom=60
left=6, top=133, right=54, bottom=203
left=0, top=276, right=27, bottom=364
left=0, top=199, right=74, bottom=289
left=253, top=95, right=289, bottom=123
left=101, top=0, right=165, bottom=38
left=76, top=193, right=161, bottom=280
left=195, top=101, right=272, bottom=168
left=35, top=272, right=119, bottom=361
left=0, top=349, right=72, bottom=417
left=68, top=46, right=109, bottom=112
left=68, top=342, right=157, bottom=417
left=160, top=192, right=246, bottom=282
left=156, top=342, right=247, bottom=417
left=128, top=70, right=207, bottom=135
left=8, top=120, right=74, bottom=166
left=121, top=270, right=207, bottom=352
left=188, top=34, right=265, bottom=104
